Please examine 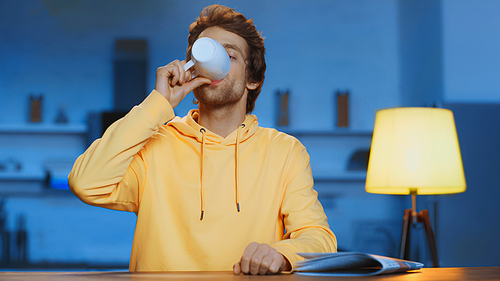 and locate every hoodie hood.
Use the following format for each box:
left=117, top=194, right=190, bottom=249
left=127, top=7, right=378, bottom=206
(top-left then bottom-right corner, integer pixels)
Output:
left=167, top=109, right=259, bottom=145
left=166, top=109, right=259, bottom=220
